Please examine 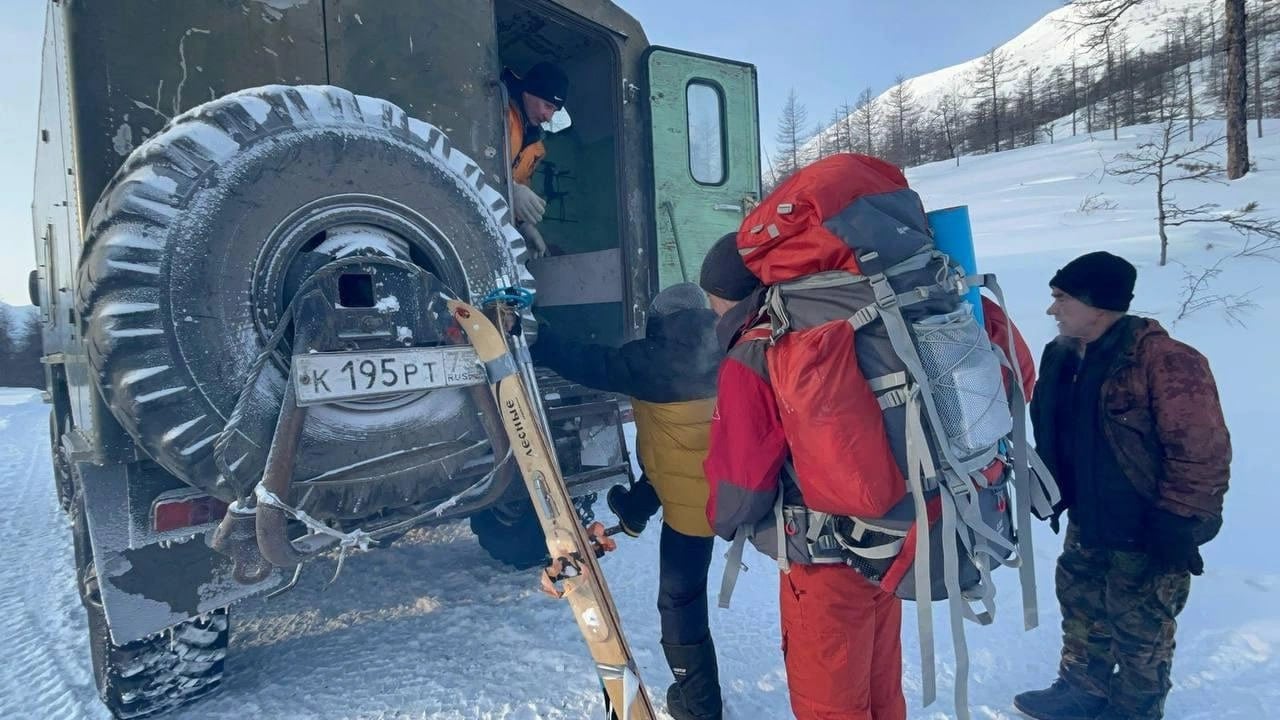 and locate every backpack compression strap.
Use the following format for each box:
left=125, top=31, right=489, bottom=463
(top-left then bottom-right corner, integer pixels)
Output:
left=903, top=387, right=939, bottom=709
left=969, top=273, right=1062, bottom=630
left=865, top=267, right=1019, bottom=720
